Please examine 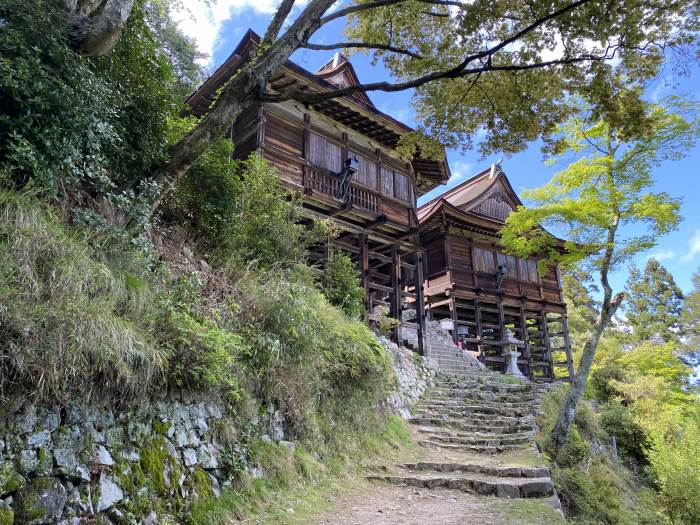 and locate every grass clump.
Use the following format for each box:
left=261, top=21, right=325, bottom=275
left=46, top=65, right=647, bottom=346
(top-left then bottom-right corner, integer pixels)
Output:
left=0, top=190, right=168, bottom=402
left=189, top=416, right=411, bottom=525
